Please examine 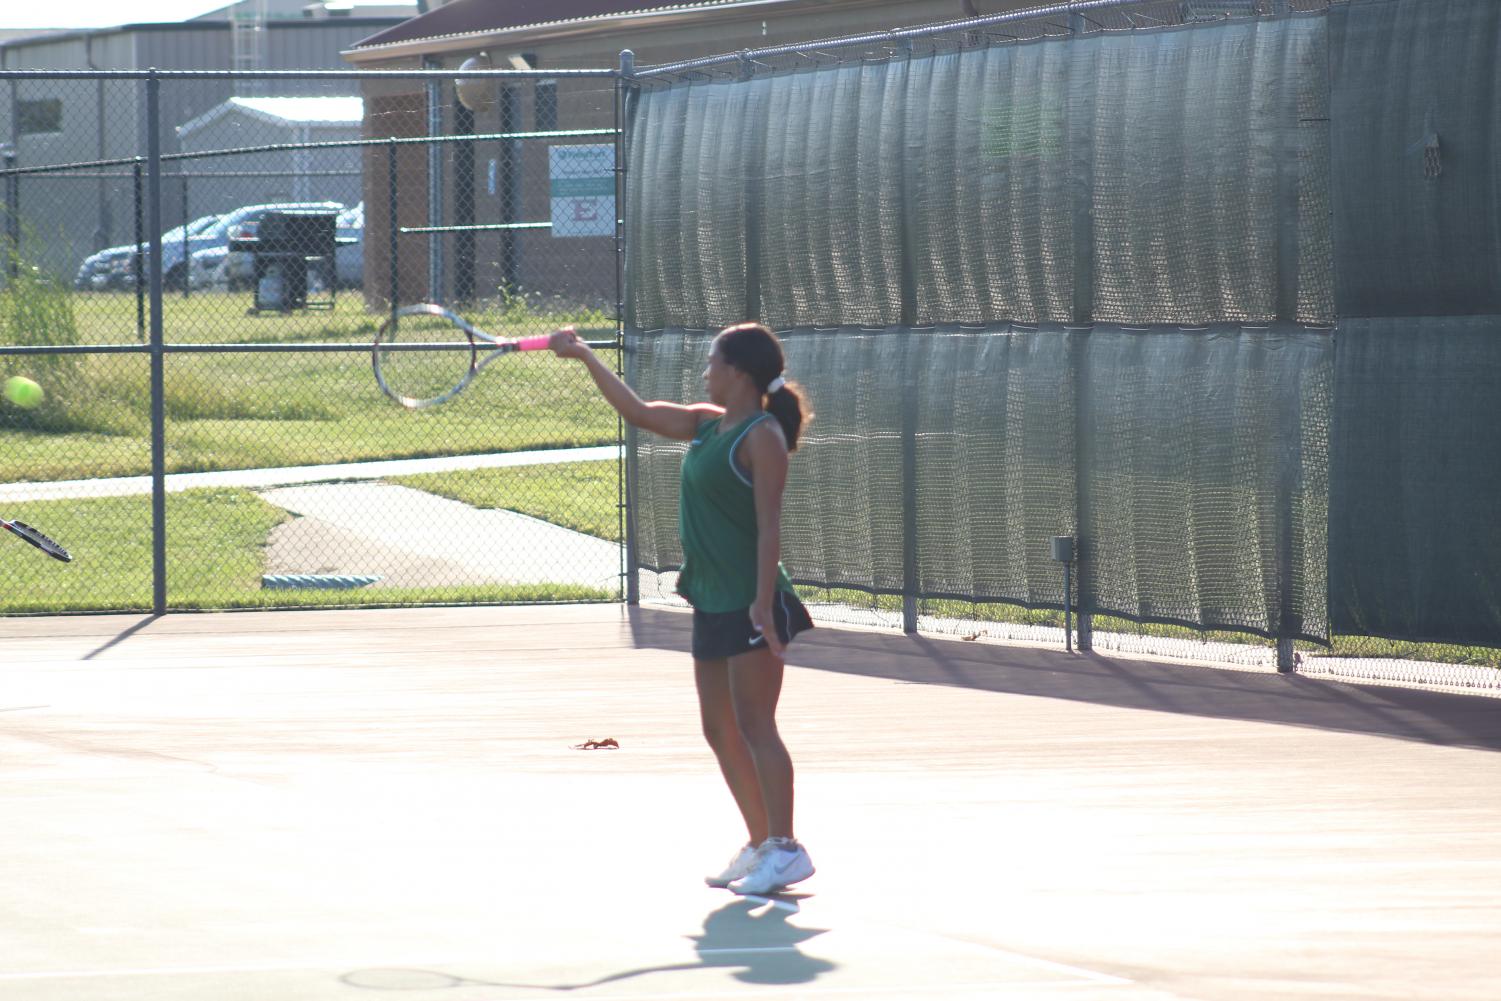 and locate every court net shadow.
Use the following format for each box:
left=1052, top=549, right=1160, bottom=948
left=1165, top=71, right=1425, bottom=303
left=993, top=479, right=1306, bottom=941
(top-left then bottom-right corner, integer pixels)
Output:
left=626, top=607, right=1501, bottom=751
